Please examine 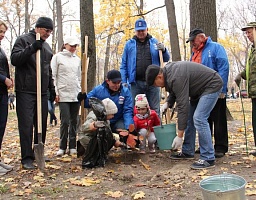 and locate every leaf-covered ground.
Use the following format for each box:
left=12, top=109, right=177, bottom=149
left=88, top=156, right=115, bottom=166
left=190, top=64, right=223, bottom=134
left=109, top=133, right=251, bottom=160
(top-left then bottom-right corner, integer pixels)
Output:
left=1, top=98, right=256, bottom=199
